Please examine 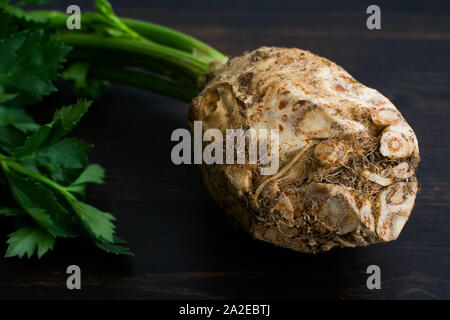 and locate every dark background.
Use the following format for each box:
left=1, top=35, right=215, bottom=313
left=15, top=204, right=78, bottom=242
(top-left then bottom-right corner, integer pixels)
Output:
left=0, top=0, right=449, bottom=299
